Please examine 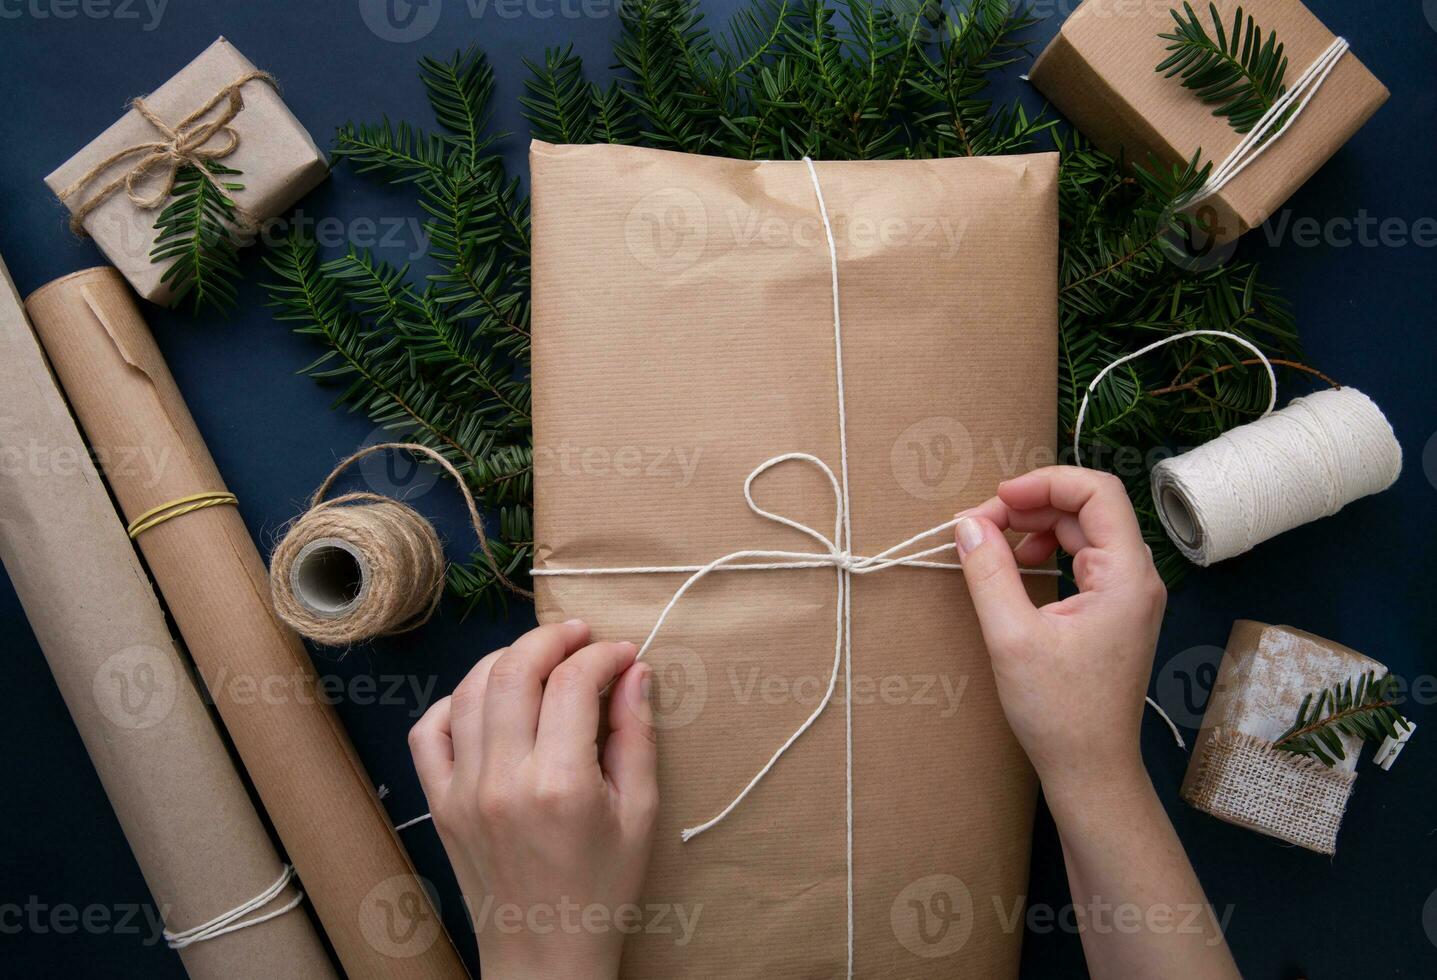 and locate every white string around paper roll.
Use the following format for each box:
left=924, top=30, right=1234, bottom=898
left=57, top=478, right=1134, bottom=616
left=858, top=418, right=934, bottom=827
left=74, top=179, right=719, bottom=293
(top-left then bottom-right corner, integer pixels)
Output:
left=163, top=864, right=304, bottom=949
left=533, top=158, right=1057, bottom=980
left=1072, top=331, right=1402, bottom=566
left=1184, top=36, right=1350, bottom=209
